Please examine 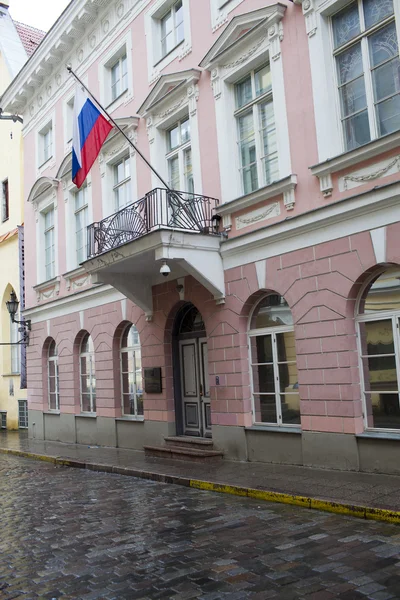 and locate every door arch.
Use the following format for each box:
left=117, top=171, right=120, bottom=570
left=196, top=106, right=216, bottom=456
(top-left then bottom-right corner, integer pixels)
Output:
left=172, top=303, right=211, bottom=438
